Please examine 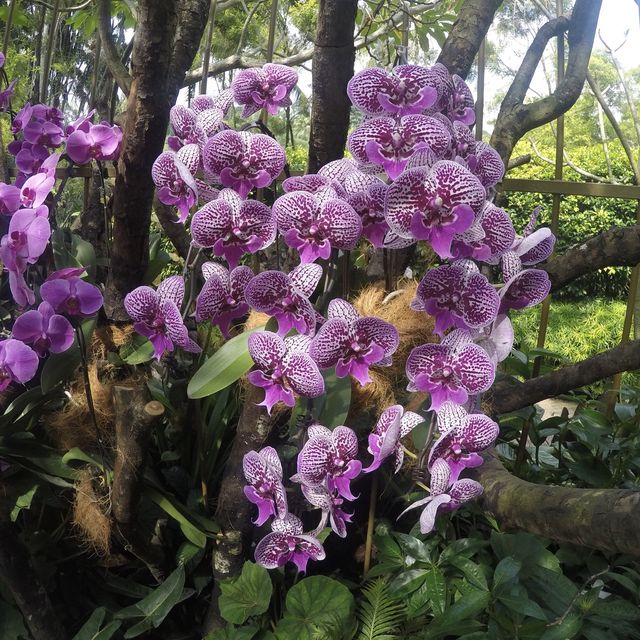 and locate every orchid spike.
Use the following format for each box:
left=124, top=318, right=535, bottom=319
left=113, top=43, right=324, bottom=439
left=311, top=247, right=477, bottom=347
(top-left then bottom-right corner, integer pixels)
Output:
left=151, top=152, right=198, bottom=222
left=243, top=447, right=288, bottom=525
left=412, top=262, right=499, bottom=336
left=0, top=339, right=39, bottom=391
left=195, top=263, right=253, bottom=337
left=254, top=513, right=325, bottom=573
left=232, top=63, right=298, bottom=117
left=190, top=188, right=276, bottom=267
left=302, top=484, right=353, bottom=538
left=124, top=276, right=200, bottom=360
left=203, top=130, right=285, bottom=199
left=12, top=302, right=74, bottom=357
left=294, top=425, right=362, bottom=501
left=247, top=331, right=324, bottom=414
left=399, top=458, right=483, bottom=534
left=363, top=404, right=425, bottom=474
left=385, top=161, right=485, bottom=258
left=245, top=264, right=323, bottom=337
left=309, top=298, right=399, bottom=386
